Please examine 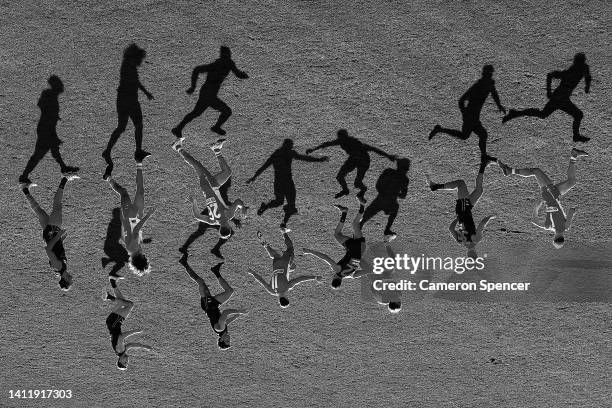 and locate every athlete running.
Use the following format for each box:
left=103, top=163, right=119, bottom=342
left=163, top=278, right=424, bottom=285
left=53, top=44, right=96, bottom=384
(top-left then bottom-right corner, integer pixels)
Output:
left=180, top=256, right=248, bottom=349
left=429, top=65, right=506, bottom=159
left=248, top=228, right=323, bottom=308
left=303, top=198, right=370, bottom=289
left=172, top=46, right=249, bottom=138
left=306, top=129, right=396, bottom=200
left=173, top=138, right=247, bottom=239
left=503, top=53, right=592, bottom=142
left=19, top=76, right=79, bottom=184
left=105, top=285, right=153, bottom=370
left=497, top=148, right=588, bottom=248
left=103, top=43, right=153, bottom=167
left=104, top=163, right=155, bottom=276
left=22, top=176, right=79, bottom=290
left=427, top=157, right=497, bottom=258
